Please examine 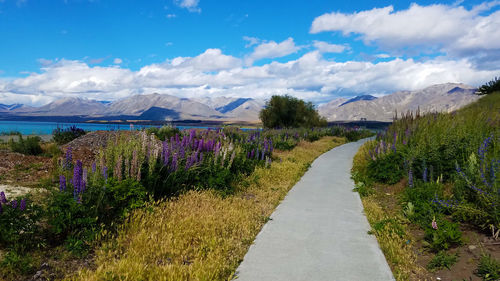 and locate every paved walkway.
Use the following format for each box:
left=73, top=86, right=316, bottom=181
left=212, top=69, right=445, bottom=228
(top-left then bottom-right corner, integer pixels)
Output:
left=234, top=138, right=394, bottom=281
